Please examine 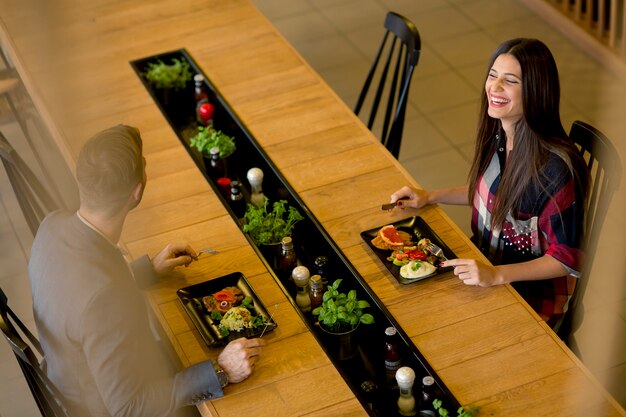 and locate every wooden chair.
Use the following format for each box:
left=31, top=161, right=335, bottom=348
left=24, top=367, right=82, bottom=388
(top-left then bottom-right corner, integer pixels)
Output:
left=0, top=131, right=59, bottom=235
left=556, top=120, right=622, bottom=346
left=0, top=288, right=72, bottom=417
left=354, top=11, right=421, bottom=159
